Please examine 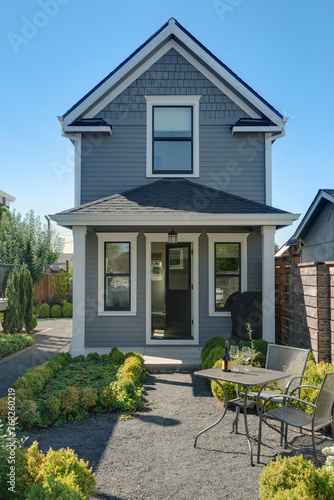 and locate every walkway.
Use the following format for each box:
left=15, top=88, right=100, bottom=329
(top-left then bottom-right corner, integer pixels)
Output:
left=0, top=318, right=71, bottom=398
